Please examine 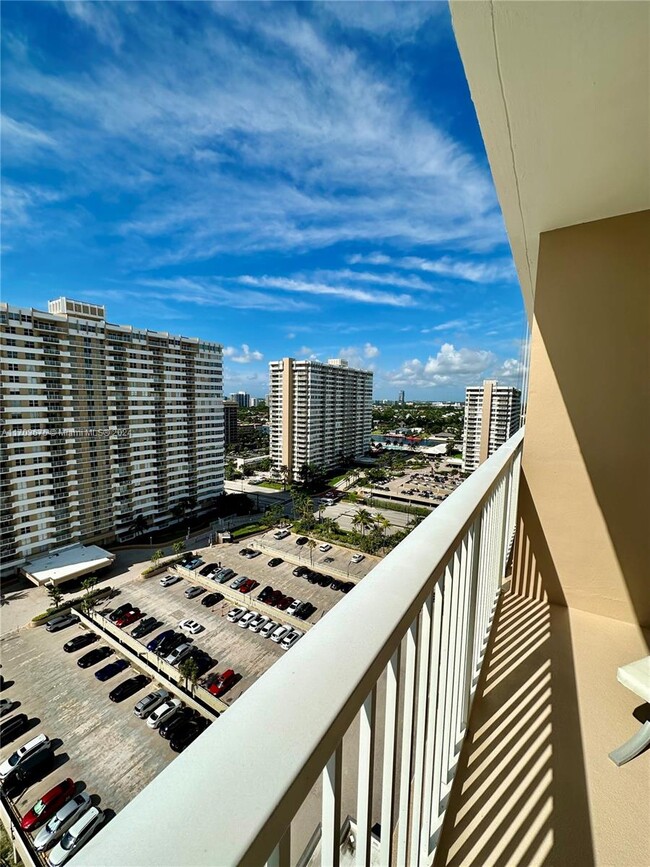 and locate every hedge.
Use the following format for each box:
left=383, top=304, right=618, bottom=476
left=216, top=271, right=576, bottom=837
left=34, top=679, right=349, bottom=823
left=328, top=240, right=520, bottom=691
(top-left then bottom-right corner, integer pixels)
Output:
left=32, top=585, right=113, bottom=624
left=231, top=523, right=262, bottom=540
left=141, top=553, right=185, bottom=577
